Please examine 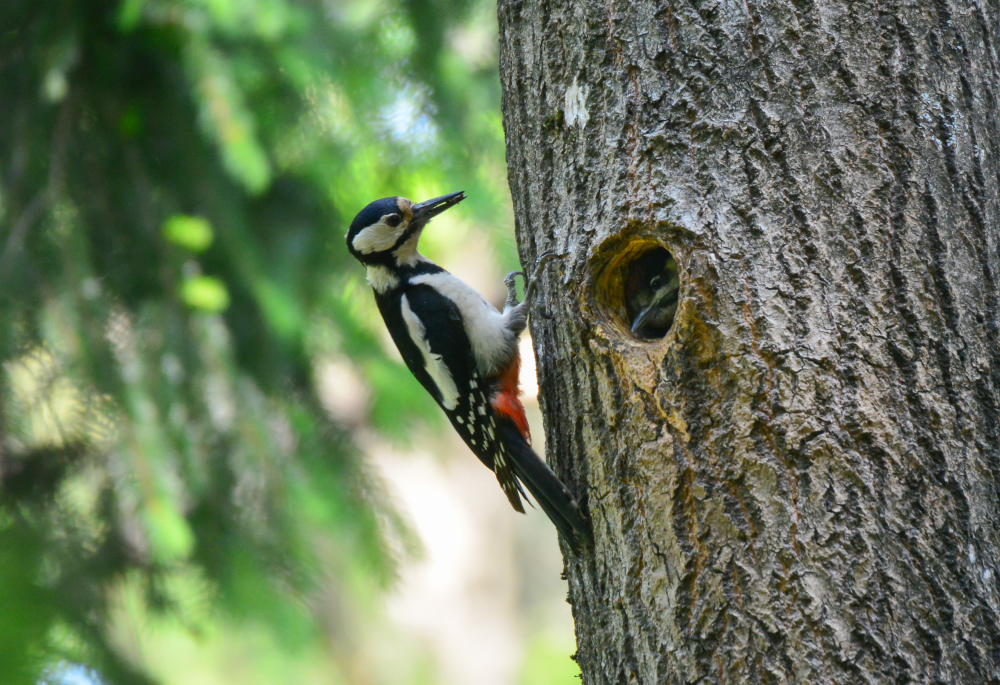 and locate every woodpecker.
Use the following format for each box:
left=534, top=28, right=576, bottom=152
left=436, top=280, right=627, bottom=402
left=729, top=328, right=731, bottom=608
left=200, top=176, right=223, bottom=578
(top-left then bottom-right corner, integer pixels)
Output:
left=625, top=250, right=680, bottom=339
left=345, top=192, right=589, bottom=548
